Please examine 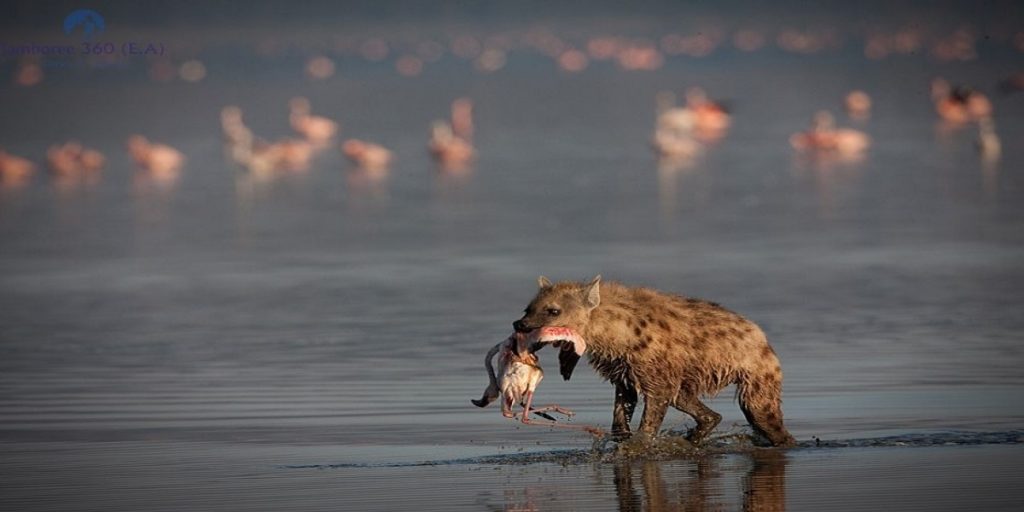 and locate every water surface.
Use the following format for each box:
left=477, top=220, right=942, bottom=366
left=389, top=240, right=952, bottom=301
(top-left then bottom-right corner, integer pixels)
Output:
left=2, top=17, right=1023, bottom=511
